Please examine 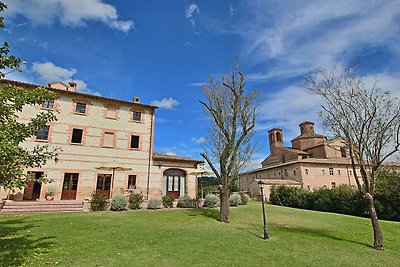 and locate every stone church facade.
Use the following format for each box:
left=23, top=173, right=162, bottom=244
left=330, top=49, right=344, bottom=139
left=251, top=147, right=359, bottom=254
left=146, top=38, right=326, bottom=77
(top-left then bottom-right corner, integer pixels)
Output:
left=239, top=121, right=359, bottom=199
